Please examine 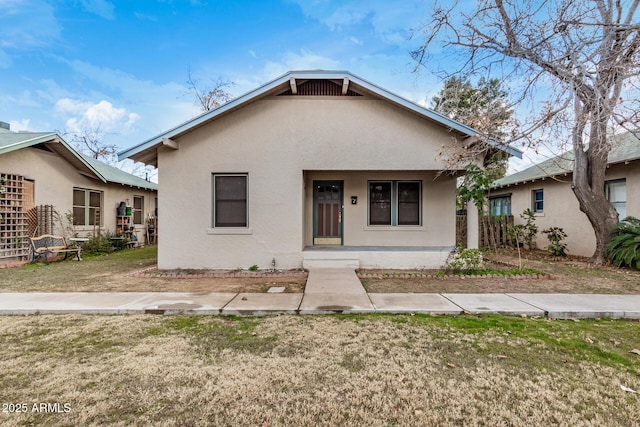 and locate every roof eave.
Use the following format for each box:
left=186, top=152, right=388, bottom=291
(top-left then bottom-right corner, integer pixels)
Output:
left=118, top=70, right=523, bottom=162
